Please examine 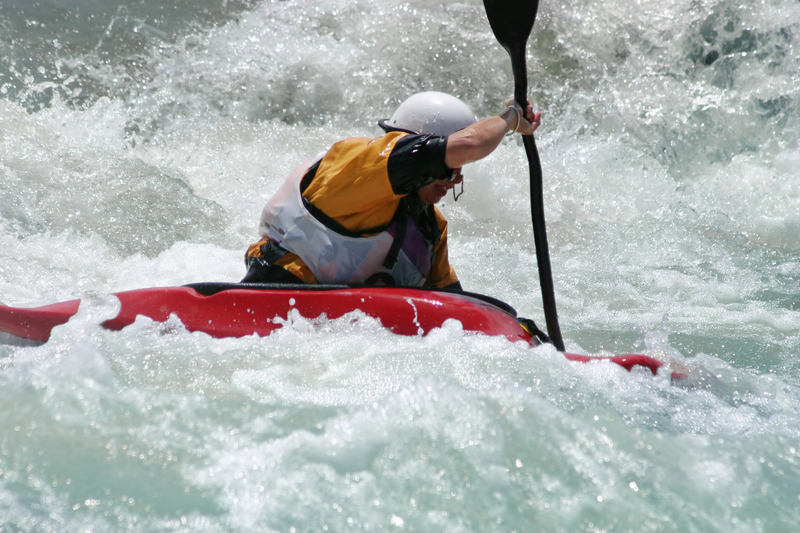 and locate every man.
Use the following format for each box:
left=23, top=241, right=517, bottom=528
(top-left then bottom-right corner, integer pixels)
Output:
left=243, top=91, right=541, bottom=289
